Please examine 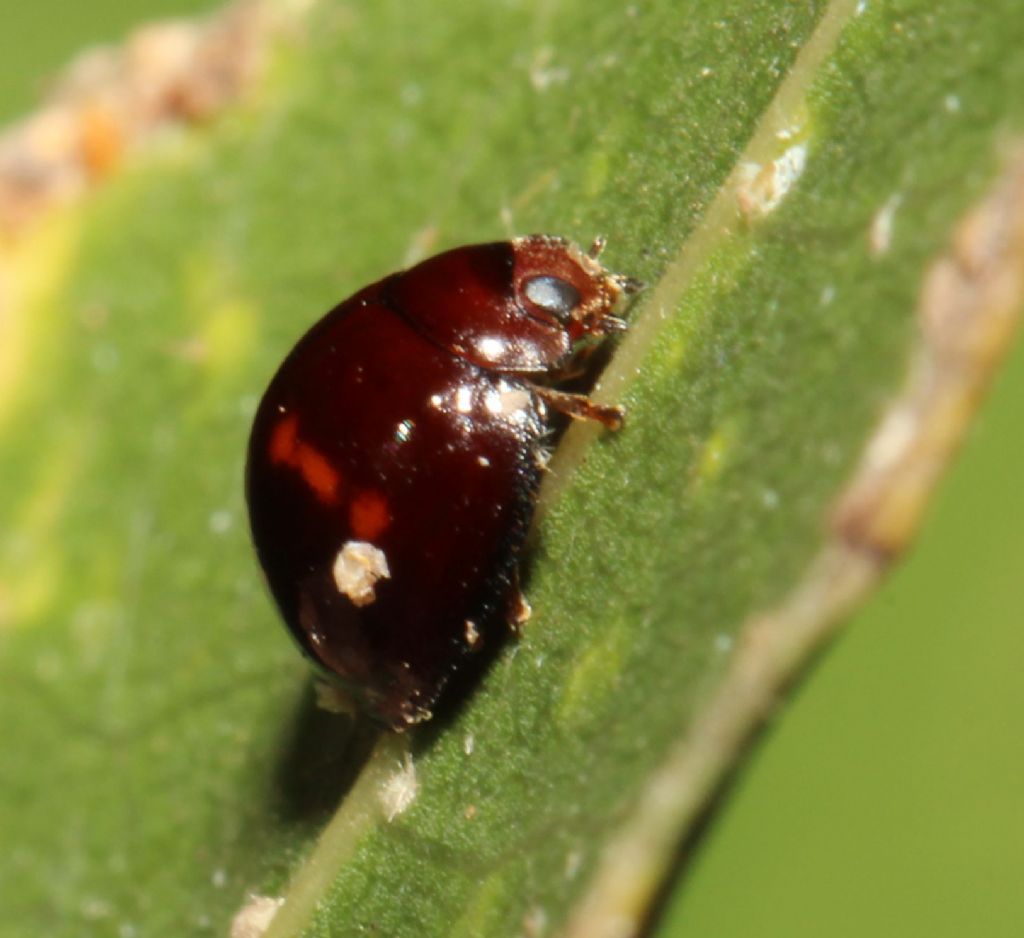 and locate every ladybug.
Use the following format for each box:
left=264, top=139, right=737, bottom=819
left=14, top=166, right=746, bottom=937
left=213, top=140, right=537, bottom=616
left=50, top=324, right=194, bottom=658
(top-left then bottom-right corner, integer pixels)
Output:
left=245, top=236, right=639, bottom=729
